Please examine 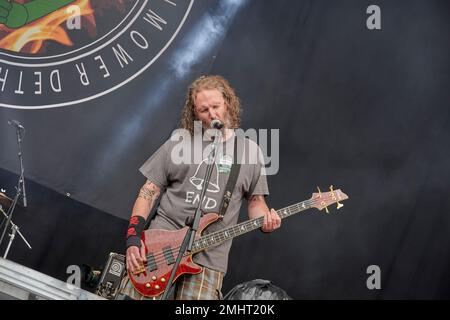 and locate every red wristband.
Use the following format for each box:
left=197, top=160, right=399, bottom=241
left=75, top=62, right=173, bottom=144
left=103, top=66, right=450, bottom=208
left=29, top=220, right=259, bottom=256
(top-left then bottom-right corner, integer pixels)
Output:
left=126, top=215, right=146, bottom=248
